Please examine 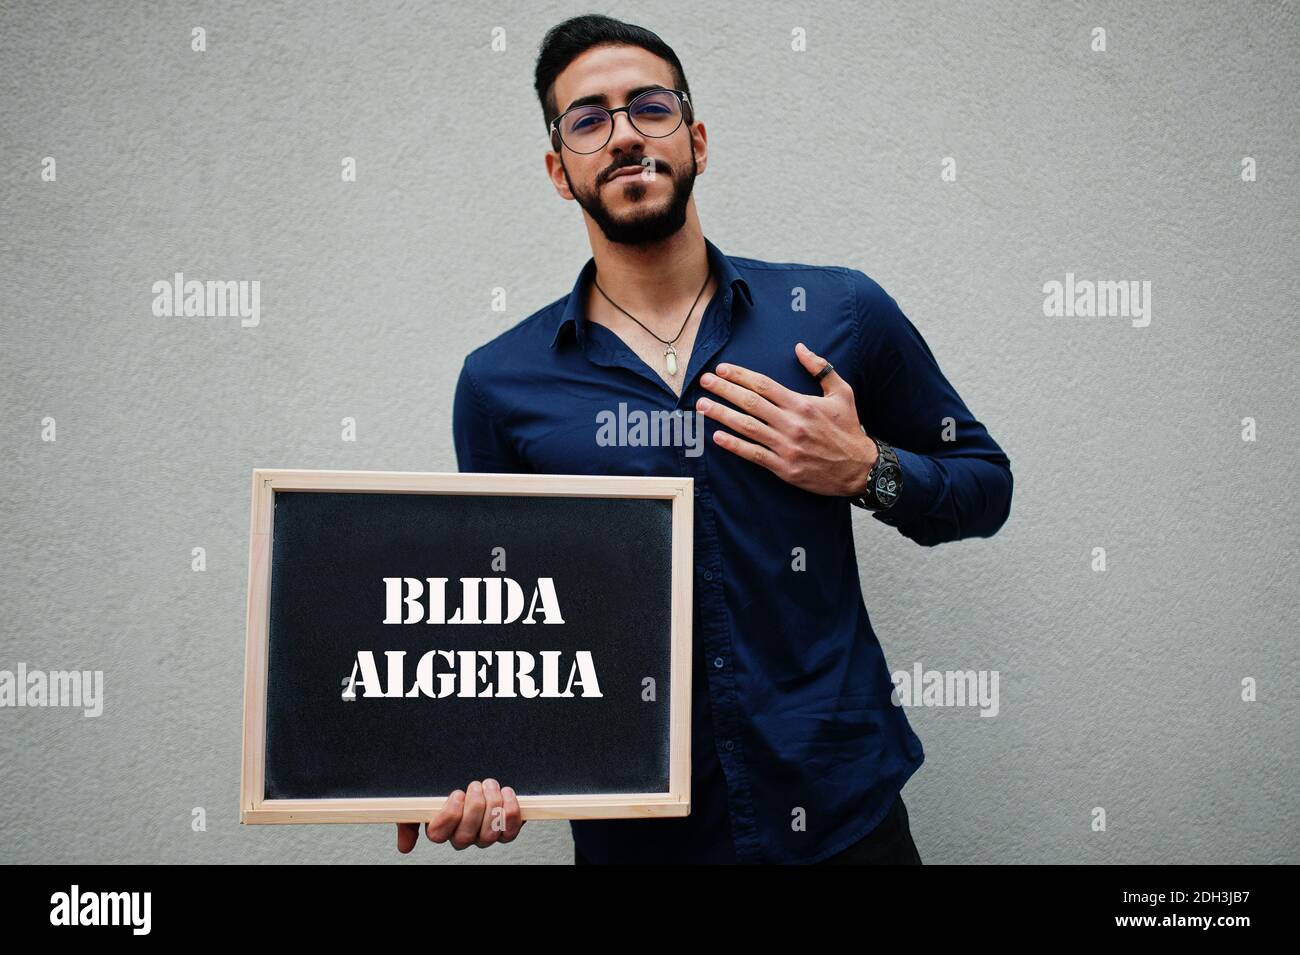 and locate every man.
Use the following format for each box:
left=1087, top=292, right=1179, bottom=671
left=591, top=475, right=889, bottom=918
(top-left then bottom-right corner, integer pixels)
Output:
left=396, top=14, right=1013, bottom=864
